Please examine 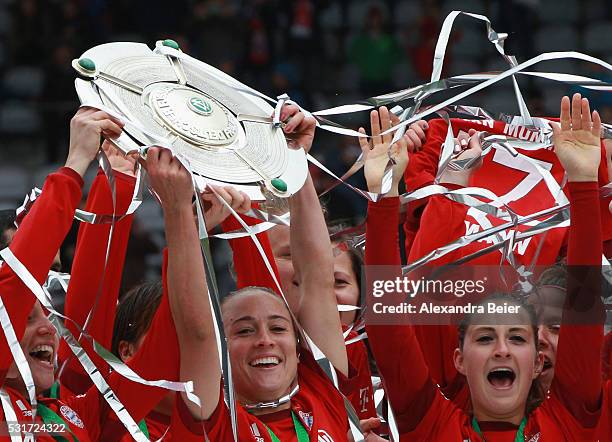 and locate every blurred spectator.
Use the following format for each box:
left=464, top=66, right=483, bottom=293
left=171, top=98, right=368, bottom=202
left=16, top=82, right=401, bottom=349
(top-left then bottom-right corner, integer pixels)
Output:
left=348, top=4, right=402, bottom=97
left=41, top=43, right=79, bottom=162
left=498, top=0, right=540, bottom=61
left=9, top=0, right=49, bottom=65
left=405, top=0, right=442, bottom=81
left=188, top=0, right=242, bottom=74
